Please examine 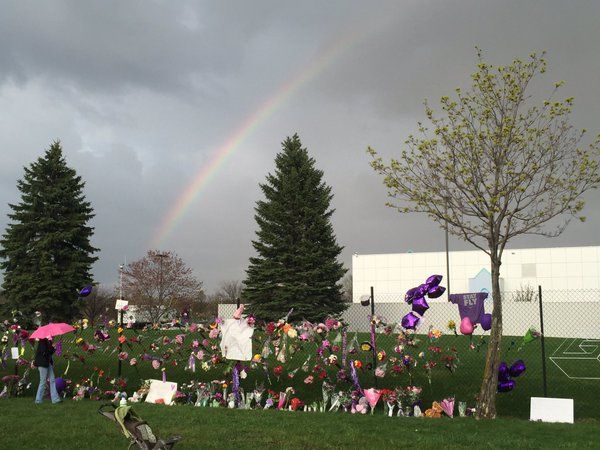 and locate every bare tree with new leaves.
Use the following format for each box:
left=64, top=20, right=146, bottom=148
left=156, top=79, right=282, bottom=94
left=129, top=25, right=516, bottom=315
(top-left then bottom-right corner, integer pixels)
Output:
left=122, top=250, right=204, bottom=325
left=215, top=280, right=243, bottom=304
left=368, top=50, right=600, bottom=419
left=79, top=286, right=115, bottom=327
